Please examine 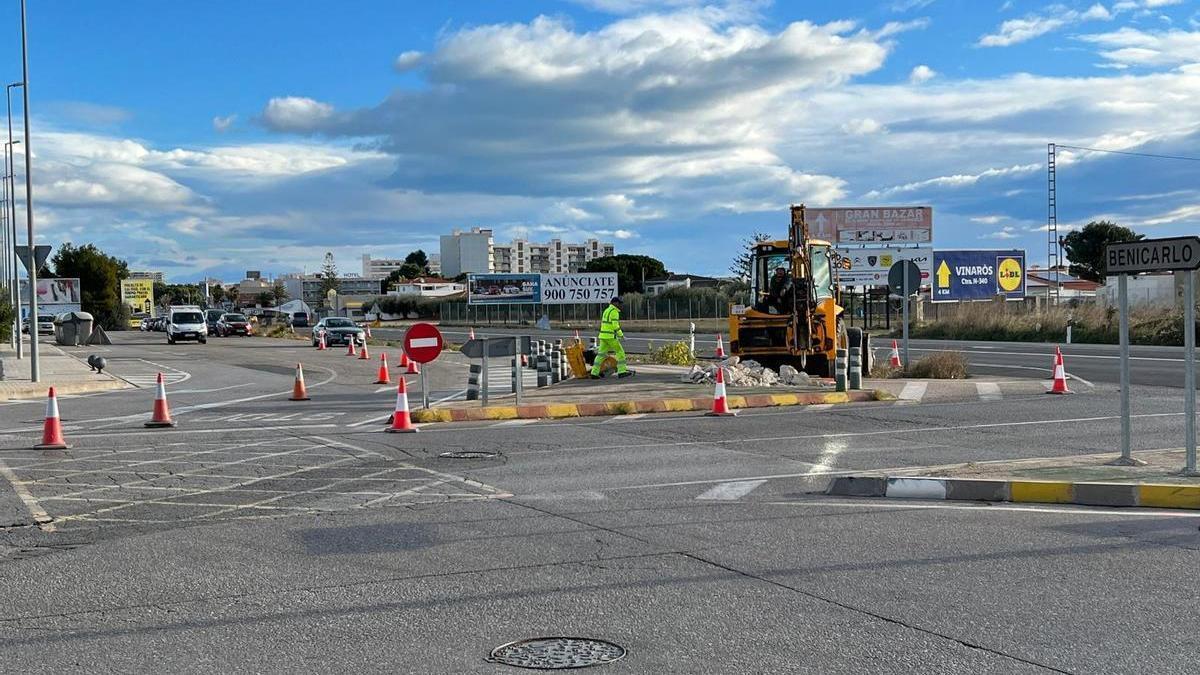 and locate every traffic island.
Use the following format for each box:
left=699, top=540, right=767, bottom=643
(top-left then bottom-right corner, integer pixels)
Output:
left=826, top=448, right=1200, bottom=509
left=0, top=343, right=129, bottom=400
left=409, top=365, right=889, bottom=423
